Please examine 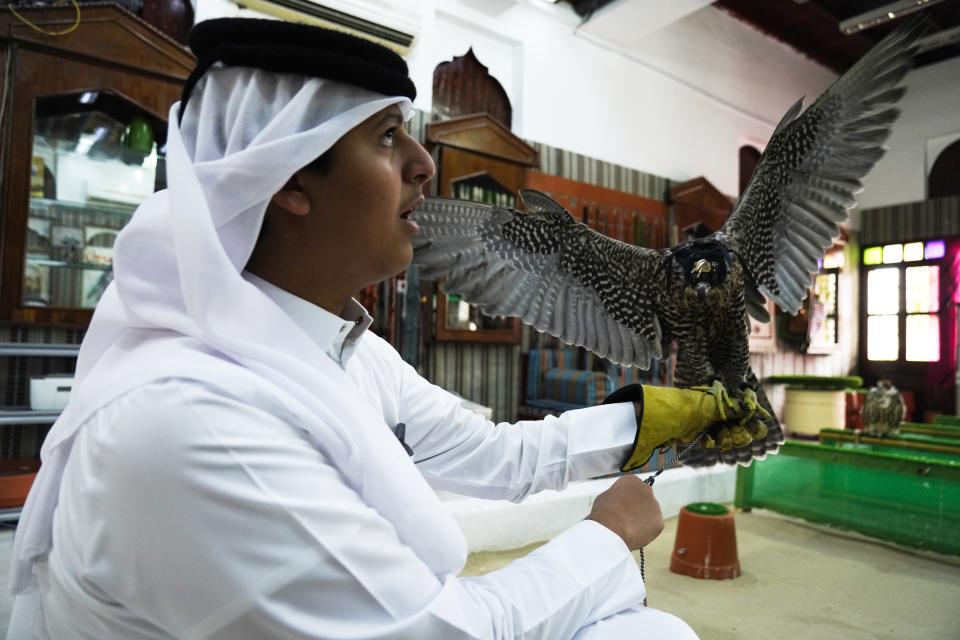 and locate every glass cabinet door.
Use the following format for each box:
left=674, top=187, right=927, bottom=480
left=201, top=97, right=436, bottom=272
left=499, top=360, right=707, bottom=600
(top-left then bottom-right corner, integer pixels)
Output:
left=436, top=173, right=521, bottom=342
left=24, top=91, right=165, bottom=309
